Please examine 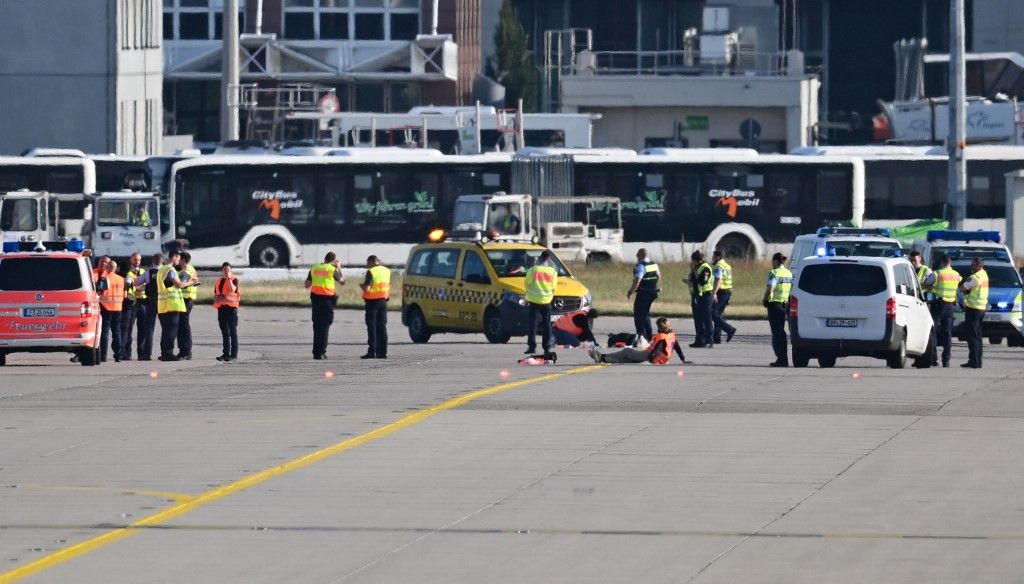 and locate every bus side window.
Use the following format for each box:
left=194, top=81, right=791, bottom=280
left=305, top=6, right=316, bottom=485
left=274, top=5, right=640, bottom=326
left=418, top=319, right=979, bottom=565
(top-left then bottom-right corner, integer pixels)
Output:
left=815, top=170, right=850, bottom=217
left=318, top=174, right=347, bottom=226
